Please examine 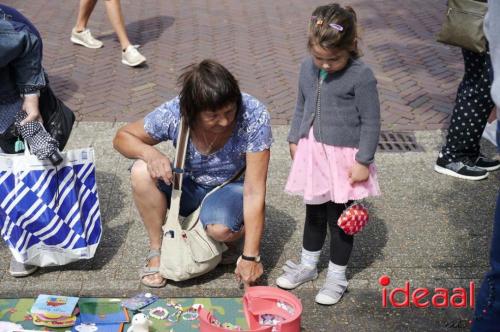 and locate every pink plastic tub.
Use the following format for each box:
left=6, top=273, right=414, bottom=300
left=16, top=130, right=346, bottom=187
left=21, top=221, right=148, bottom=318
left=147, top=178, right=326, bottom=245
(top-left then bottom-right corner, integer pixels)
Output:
left=199, top=286, right=302, bottom=332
